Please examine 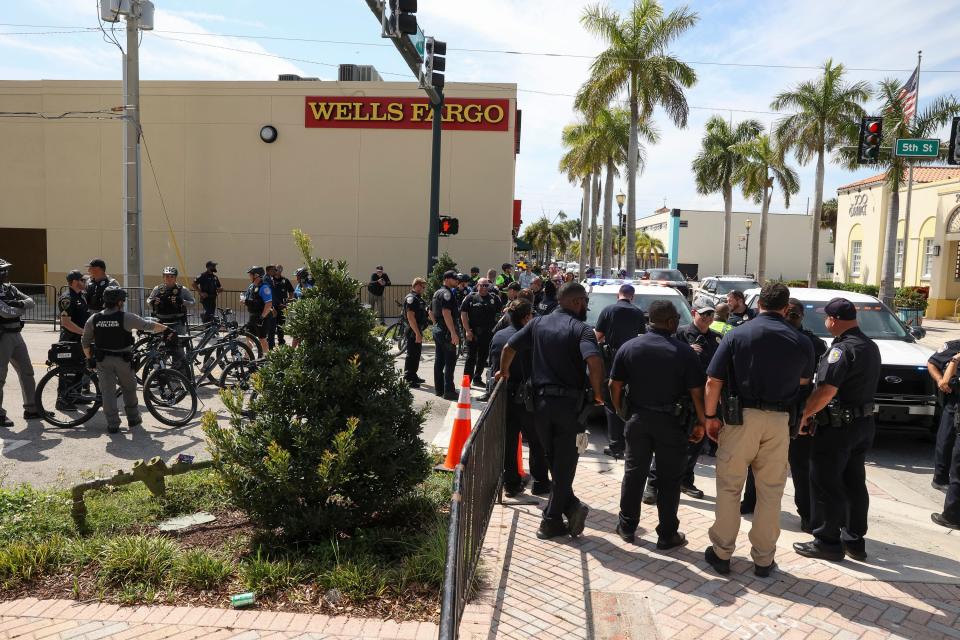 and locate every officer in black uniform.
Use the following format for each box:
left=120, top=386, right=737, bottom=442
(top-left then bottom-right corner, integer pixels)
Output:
left=595, top=284, right=648, bottom=459
left=498, top=282, right=605, bottom=540
left=928, top=340, right=960, bottom=493
left=0, top=259, right=43, bottom=426
left=403, top=278, right=428, bottom=388
left=431, top=271, right=461, bottom=400
left=460, top=277, right=503, bottom=389
left=84, top=259, right=120, bottom=312
left=81, top=287, right=168, bottom=433
left=148, top=266, right=195, bottom=374
left=932, top=346, right=960, bottom=528
left=56, top=270, right=91, bottom=410
left=490, top=300, right=550, bottom=497
left=610, top=300, right=706, bottom=548
left=243, top=266, right=274, bottom=355
left=646, top=304, right=720, bottom=502
left=794, top=297, right=881, bottom=562
left=192, top=260, right=222, bottom=323
left=270, top=265, right=295, bottom=347
left=725, top=290, right=756, bottom=326
left=703, top=282, right=814, bottom=577
left=536, top=279, right=559, bottom=316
